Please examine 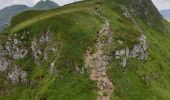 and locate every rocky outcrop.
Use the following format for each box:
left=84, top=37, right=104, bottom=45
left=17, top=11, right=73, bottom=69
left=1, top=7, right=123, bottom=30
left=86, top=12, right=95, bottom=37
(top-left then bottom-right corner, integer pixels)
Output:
left=0, top=31, right=59, bottom=84
left=6, top=38, right=28, bottom=60
left=0, top=57, right=10, bottom=72
left=31, top=31, right=58, bottom=65
left=115, top=34, right=148, bottom=67
left=0, top=35, right=29, bottom=83
left=8, top=66, right=27, bottom=84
